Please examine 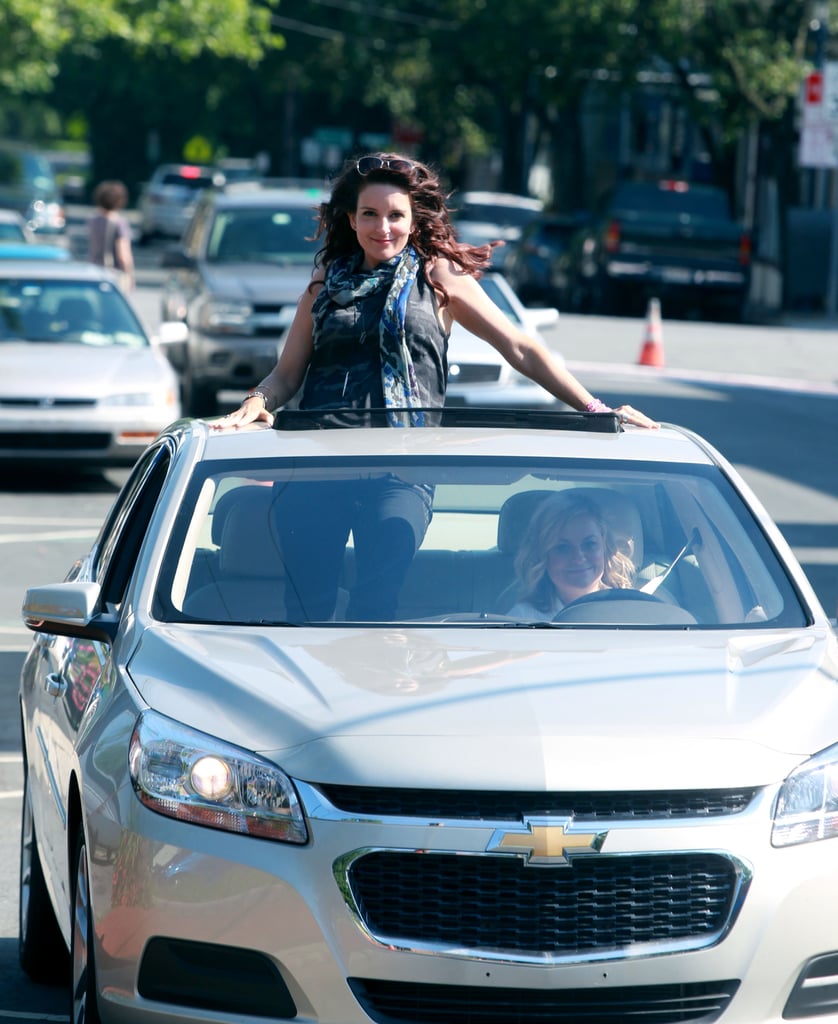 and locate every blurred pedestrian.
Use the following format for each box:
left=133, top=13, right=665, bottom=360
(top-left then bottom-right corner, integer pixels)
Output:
left=87, top=180, right=135, bottom=292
